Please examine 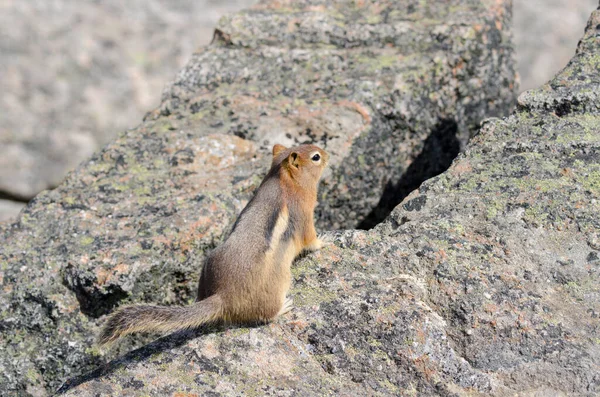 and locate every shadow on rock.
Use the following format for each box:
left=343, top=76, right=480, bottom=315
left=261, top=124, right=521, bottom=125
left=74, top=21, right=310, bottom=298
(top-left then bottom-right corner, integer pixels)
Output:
left=55, top=325, right=230, bottom=394
left=357, top=119, right=460, bottom=229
